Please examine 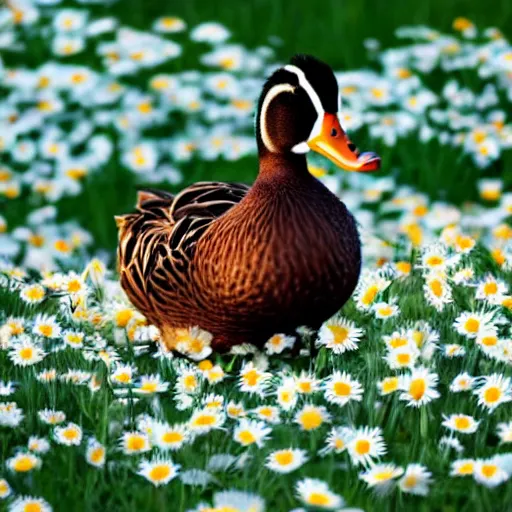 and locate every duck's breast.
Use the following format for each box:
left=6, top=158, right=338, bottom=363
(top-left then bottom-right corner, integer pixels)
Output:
left=191, top=176, right=361, bottom=333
